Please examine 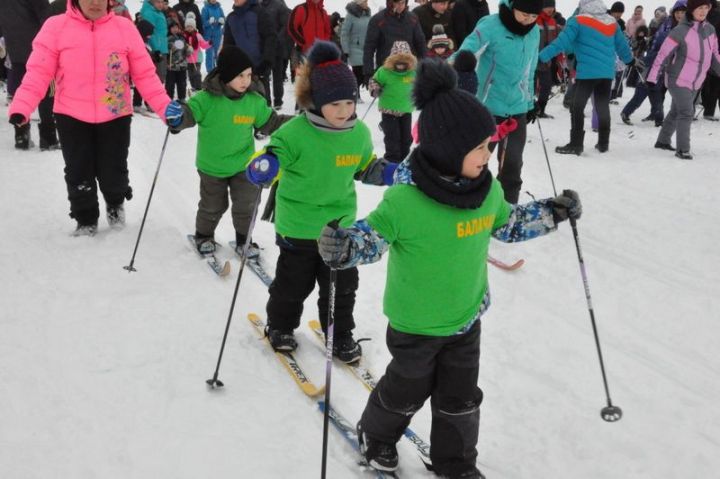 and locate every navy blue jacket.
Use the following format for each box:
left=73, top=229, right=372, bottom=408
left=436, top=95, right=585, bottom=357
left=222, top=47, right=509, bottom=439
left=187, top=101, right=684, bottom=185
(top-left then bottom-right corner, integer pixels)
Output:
left=223, top=0, right=276, bottom=69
